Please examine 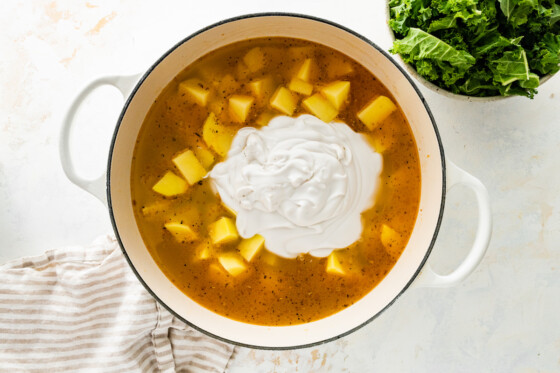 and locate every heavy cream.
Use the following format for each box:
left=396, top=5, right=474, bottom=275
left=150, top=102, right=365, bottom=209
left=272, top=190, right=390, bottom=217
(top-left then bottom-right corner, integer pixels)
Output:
left=209, top=114, right=382, bottom=258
